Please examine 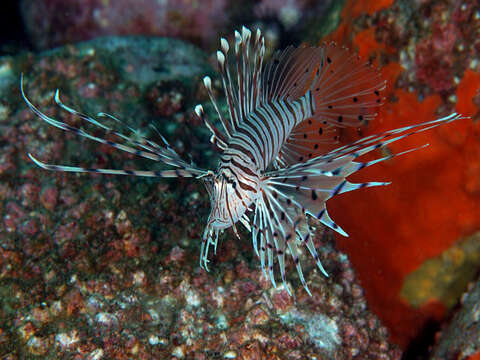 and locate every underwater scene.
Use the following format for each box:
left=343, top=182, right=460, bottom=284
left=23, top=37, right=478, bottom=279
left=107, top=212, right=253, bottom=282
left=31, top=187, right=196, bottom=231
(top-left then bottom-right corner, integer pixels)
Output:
left=0, top=0, right=479, bottom=359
